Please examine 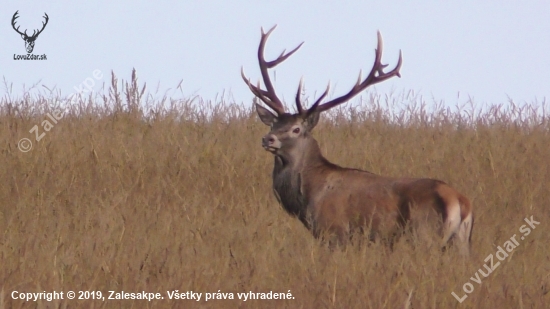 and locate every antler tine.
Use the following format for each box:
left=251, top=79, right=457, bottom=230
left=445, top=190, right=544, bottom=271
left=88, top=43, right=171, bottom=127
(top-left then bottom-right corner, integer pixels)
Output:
left=253, top=79, right=281, bottom=109
left=307, top=83, right=330, bottom=116
left=266, top=42, right=304, bottom=68
left=311, top=31, right=402, bottom=114
left=240, top=67, right=282, bottom=111
left=297, top=80, right=330, bottom=116
left=260, top=25, right=305, bottom=68
left=241, top=67, right=264, bottom=97
left=295, top=77, right=304, bottom=114
left=371, top=30, right=402, bottom=80
left=242, top=25, right=304, bottom=115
